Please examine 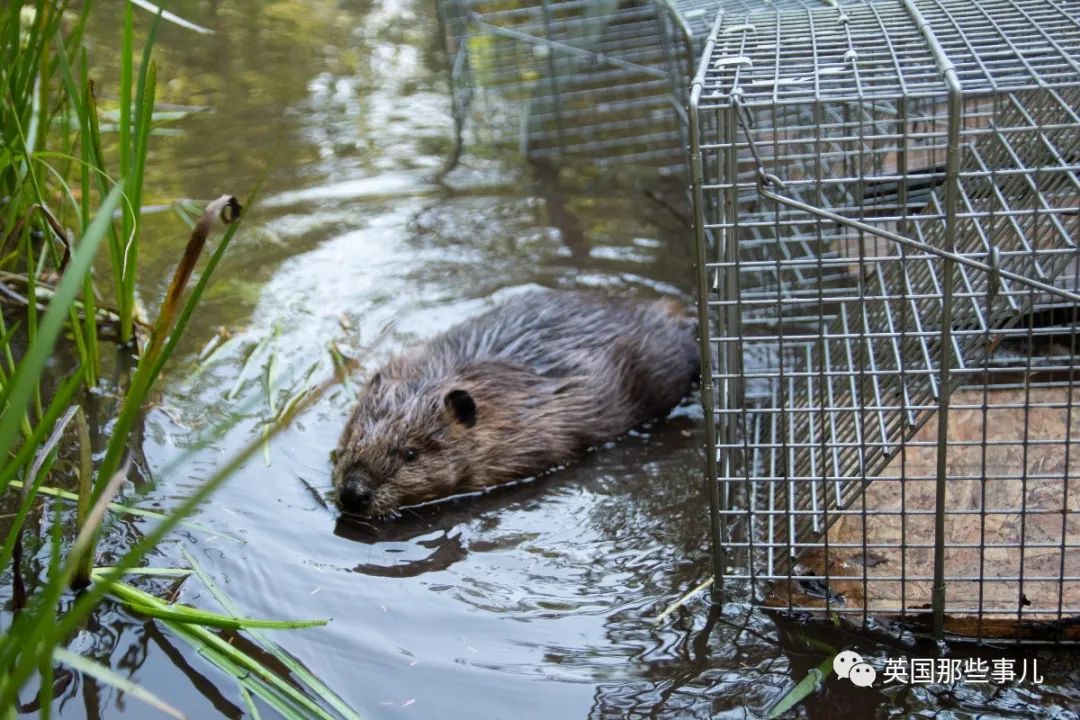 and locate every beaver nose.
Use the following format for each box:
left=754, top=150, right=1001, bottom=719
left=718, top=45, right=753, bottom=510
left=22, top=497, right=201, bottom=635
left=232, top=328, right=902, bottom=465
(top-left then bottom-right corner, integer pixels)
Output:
left=337, top=474, right=374, bottom=514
